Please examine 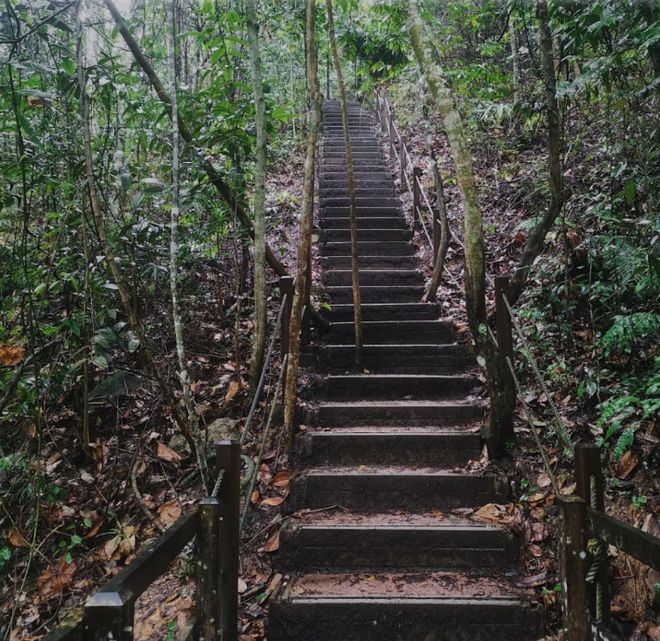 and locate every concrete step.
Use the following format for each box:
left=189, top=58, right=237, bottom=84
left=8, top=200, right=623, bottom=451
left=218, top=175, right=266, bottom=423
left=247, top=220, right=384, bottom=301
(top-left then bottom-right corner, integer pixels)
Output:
left=321, top=197, right=400, bottom=209
left=328, top=319, right=455, bottom=343
left=320, top=178, right=393, bottom=190
left=324, top=285, right=424, bottom=303
left=312, top=399, right=485, bottom=427
left=289, top=466, right=508, bottom=512
left=294, top=426, right=482, bottom=467
left=310, top=343, right=474, bottom=374
left=320, top=217, right=406, bottom=230
left=320, top=187, right=395, bottom=198
left=321, top=229, right=412, bottom=243
left=320, top=206, right=400, bottom=217
left=269, top=572, right=541, bottom=641
left=321, top=255, right=418, bottom=270
left=323, top=269, right=421, bottom=287
left=321, top=241, right=415, bottom=257
left=323, top=374, right=479, bottom=400
left=277, top=512, right=518, bottom=571
left=321, top=164, right=388, bottom=174
left=321, top=302, right=438, bottom=321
